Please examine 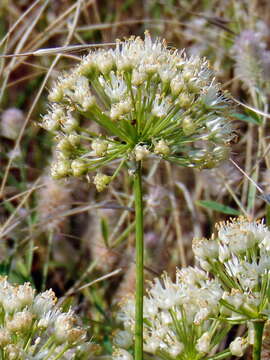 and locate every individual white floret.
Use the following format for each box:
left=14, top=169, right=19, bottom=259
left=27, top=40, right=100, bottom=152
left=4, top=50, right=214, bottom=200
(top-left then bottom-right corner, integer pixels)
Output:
left=149, top=275, right=182, bottom=309
left=113, top=348, right=133, bottom=360
left=168, top=342, right=184, bottom=357
left=151, top=96, right=171, bottom=118
left=62, top=113, right=79, bottom=133
left=37, top=308, right=61, bottom=329
left=0, top=328, right=11, bottom=347
left=32, top=289, right=57, bottom=316
left=218, top=243, right=231, bottom=263
left=6, top=310, right=33, bottom=333
left=170, top=74, right=185, bottom=95
left=48, top=82, right=64, bottom=102
left=192, top=237, right=219, bottom=261
left=229, top=337, right=247, bottom=357
left=93, top=50, right=115, bottom=74
left=177, top=266, right=208, bottom=286
left=100, top=72, right=127, bottom=102
left=72, top=76, right=96, bottom=111
left=143, top=337, right=160, bottom=353
left=196, top=332, right=211, bottom=353
left=131, top=67, right=148, bottom=86
left=113, top=330, right=133, bottom=349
